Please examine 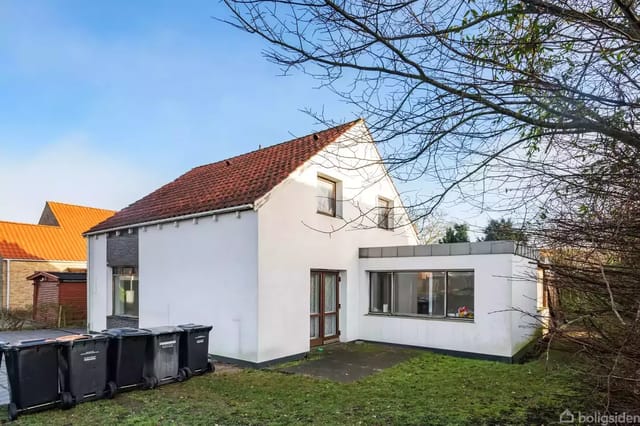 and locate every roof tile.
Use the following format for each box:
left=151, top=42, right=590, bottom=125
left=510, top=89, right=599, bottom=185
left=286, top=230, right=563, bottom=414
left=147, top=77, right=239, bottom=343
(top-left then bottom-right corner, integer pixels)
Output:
left=0, top=202, right=115, bottom=261
left=88, top=120, right=361, bottom=232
